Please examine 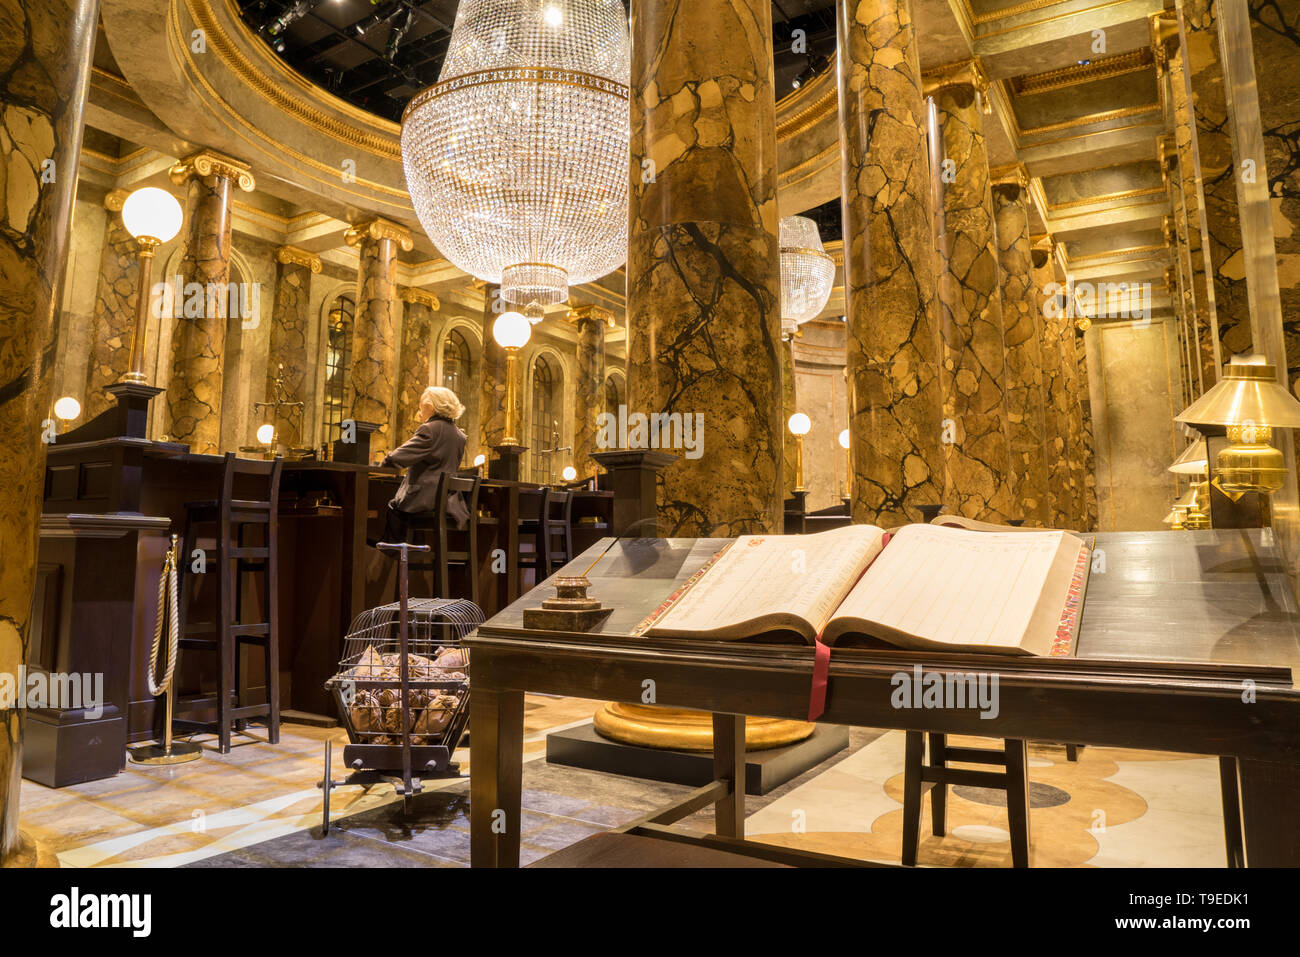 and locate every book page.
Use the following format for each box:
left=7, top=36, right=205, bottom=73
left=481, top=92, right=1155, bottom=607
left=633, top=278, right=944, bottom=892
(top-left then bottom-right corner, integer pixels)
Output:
left=831, top=524, right=1069, bottom=650
left=646, top=524, right=886, bottom=639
